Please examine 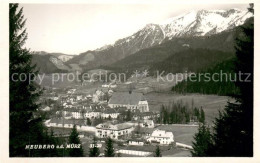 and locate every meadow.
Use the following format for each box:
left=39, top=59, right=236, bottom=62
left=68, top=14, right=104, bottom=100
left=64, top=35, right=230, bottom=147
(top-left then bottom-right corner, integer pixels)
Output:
left=145, top=92, right=233, bottom=124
